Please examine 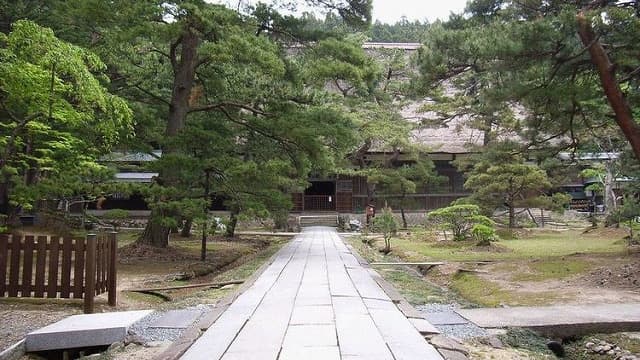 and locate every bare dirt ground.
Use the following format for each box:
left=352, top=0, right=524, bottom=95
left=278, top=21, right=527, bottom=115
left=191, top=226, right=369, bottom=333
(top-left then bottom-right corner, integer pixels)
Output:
left=475, top=255, right=640, bottom=306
